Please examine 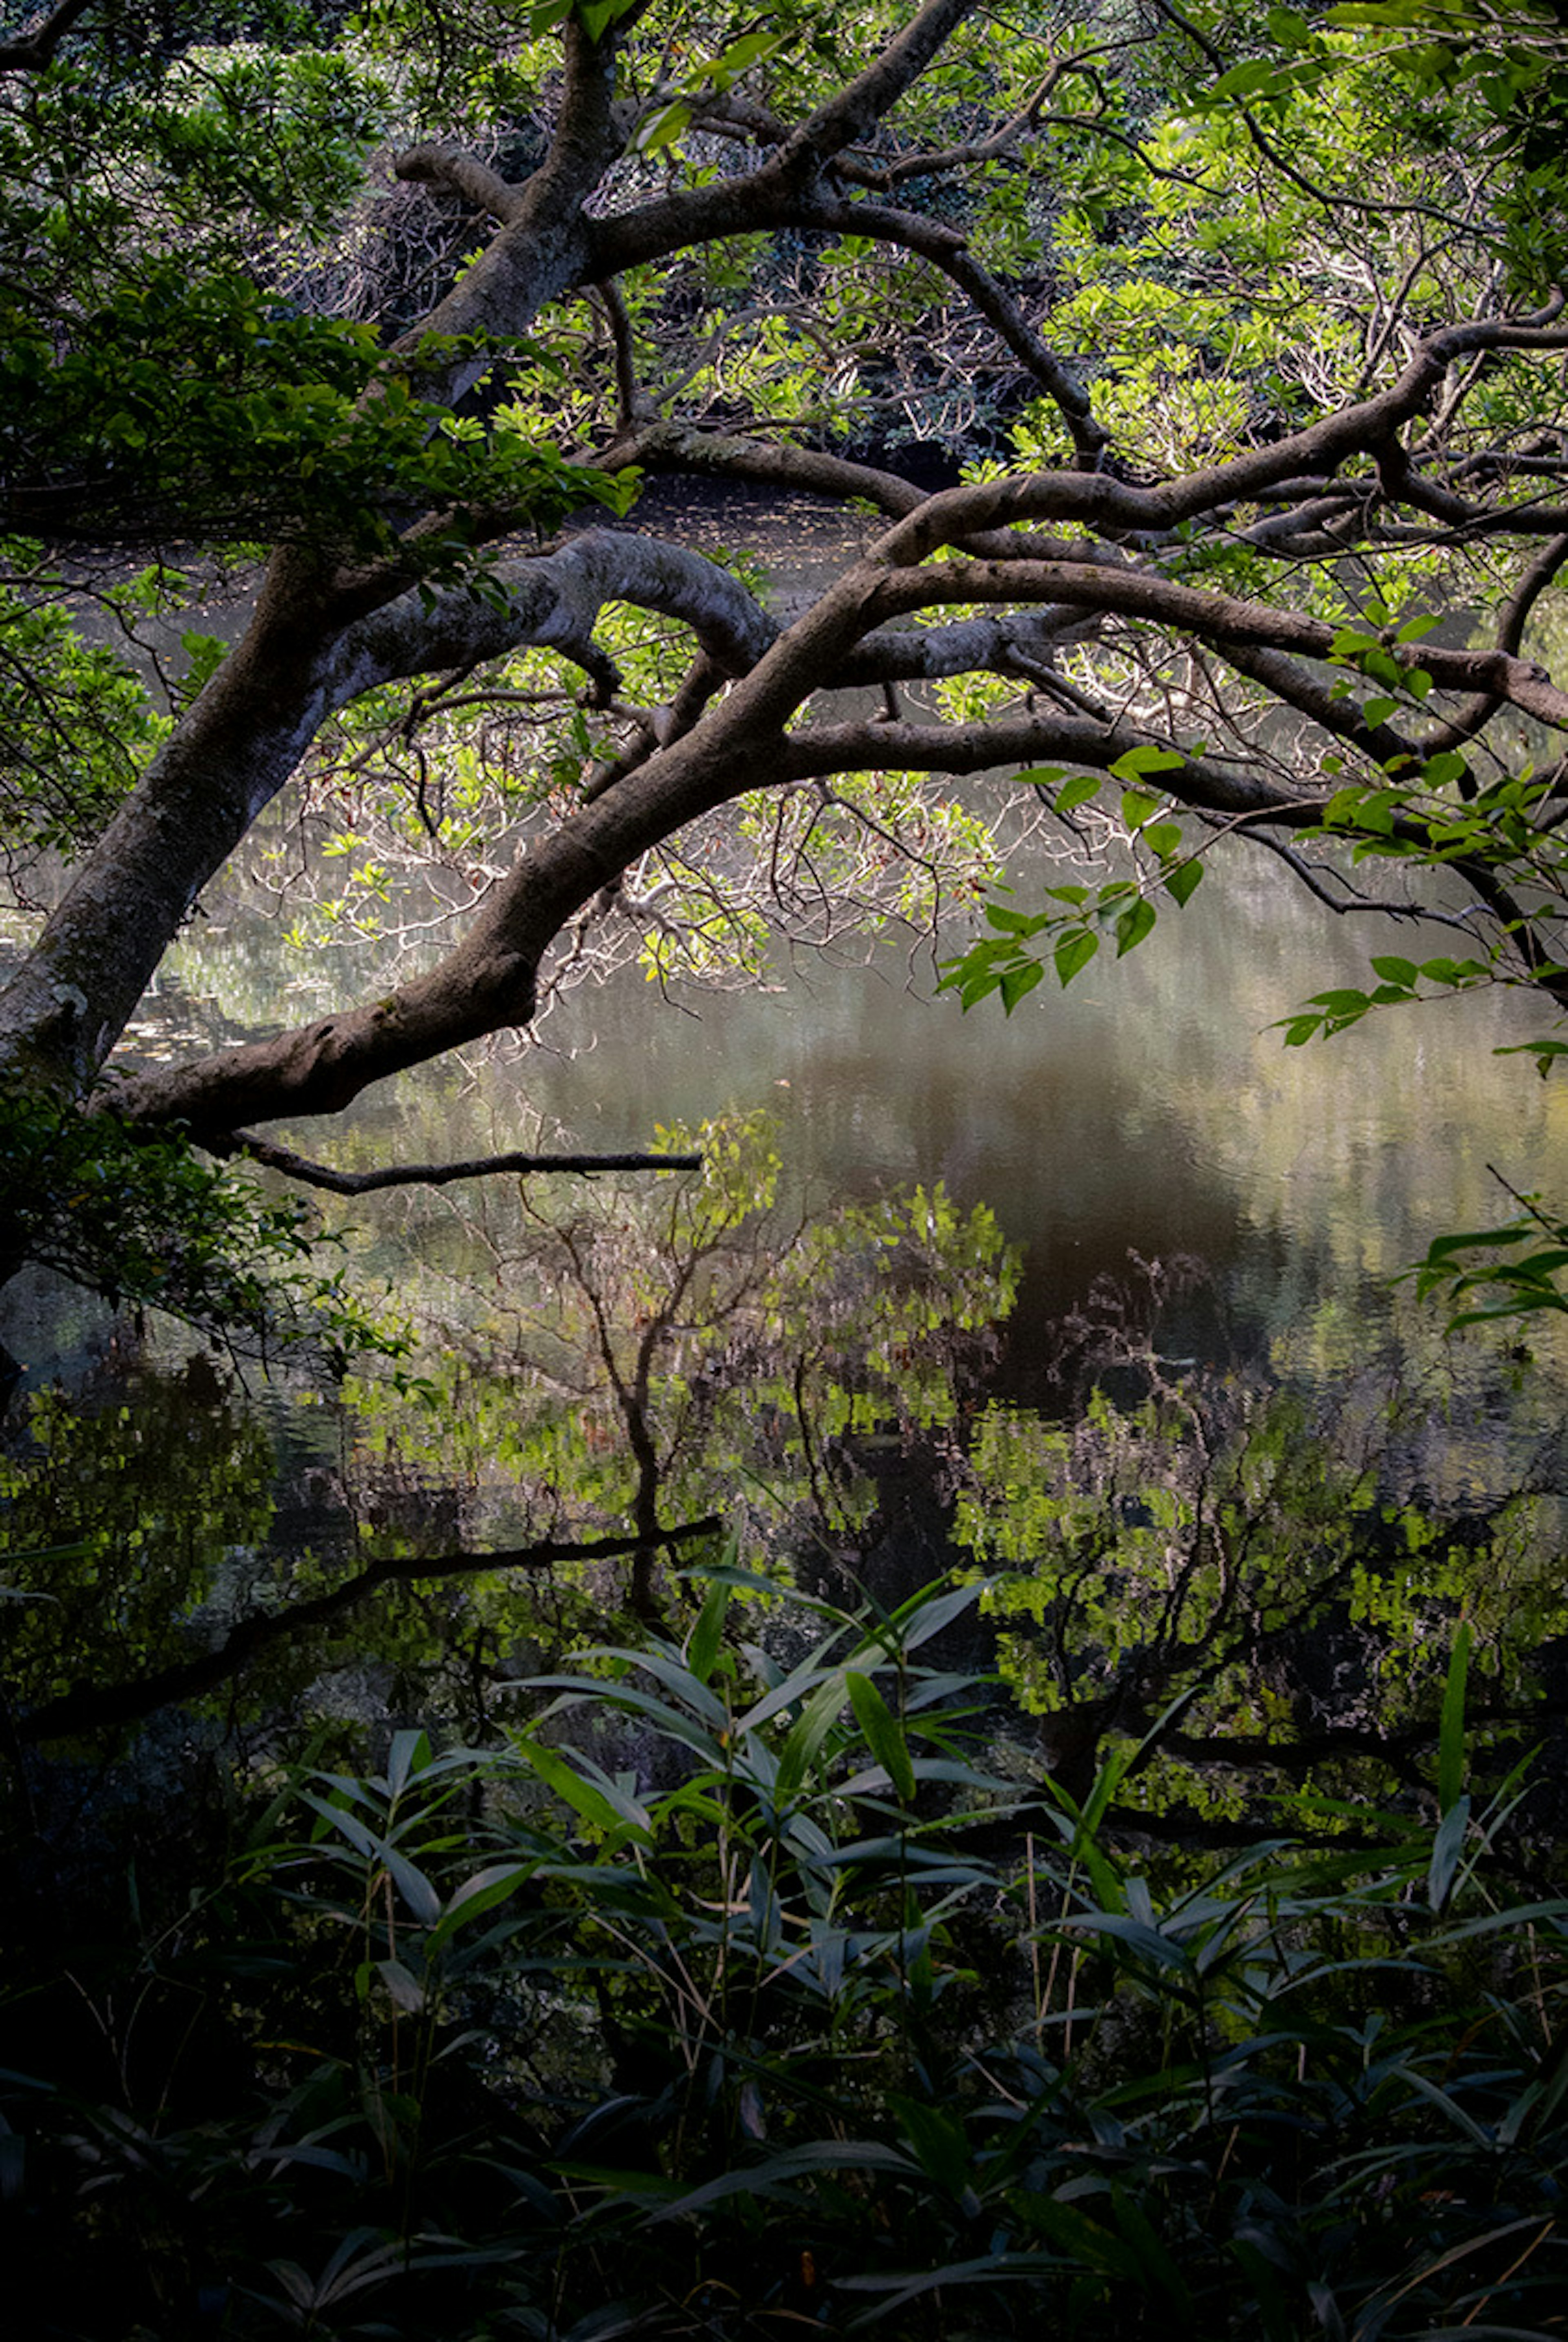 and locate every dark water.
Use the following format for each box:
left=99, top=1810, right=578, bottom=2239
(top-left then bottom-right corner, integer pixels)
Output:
left=4, top=499, right=1567, bottom=1820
